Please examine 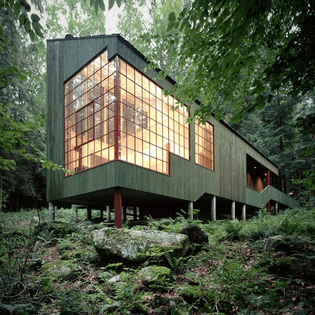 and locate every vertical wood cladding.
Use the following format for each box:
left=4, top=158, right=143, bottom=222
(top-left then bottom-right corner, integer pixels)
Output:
left=47, top=35, right=281, bottom=207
